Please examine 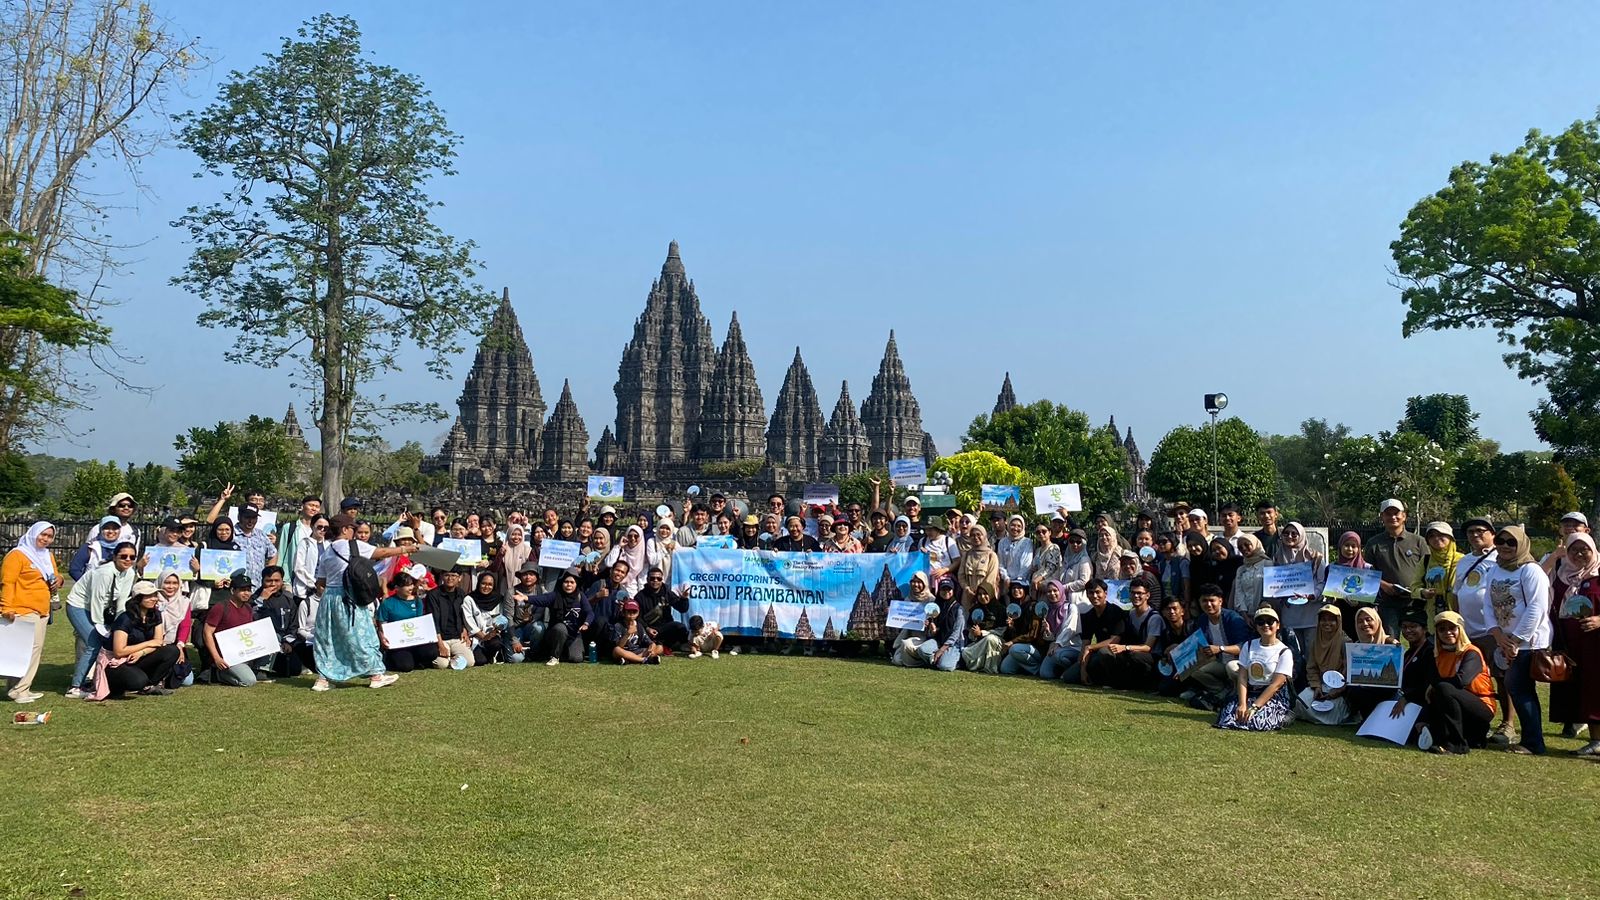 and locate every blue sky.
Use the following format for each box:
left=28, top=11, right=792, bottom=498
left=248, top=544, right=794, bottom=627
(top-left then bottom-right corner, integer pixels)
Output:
left=44, top=1, right=1600, bottom=465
